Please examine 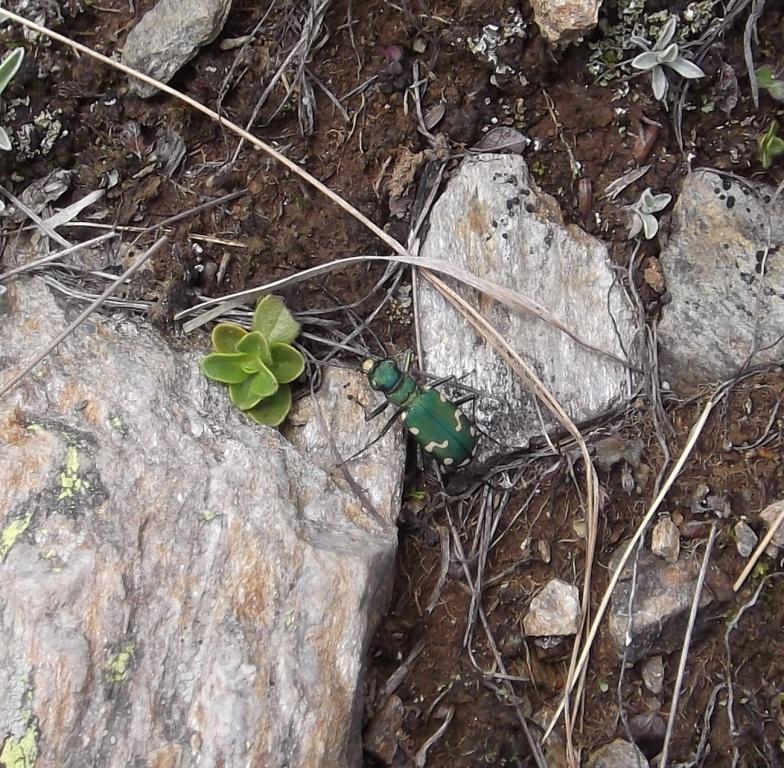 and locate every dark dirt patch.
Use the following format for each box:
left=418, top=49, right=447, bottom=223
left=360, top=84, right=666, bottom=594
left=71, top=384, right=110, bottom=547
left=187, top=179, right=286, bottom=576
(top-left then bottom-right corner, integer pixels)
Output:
left=1, top=0, right=783, bottom=765
left=368, top=372, right=784, bottom=766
